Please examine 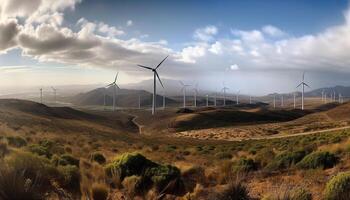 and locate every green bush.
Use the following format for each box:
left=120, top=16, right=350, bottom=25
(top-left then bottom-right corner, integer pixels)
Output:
left=28, top=144, right=51, bottom=158
left=264, top=150, right=307, bottom=171
left=105, top=152, right=182, bottom=194
left=90, top=152, right=106, bottom=164
left=233, top=158, right=258, bottom=173
left=296, top=151, right=338, bottom=169
left=324, top=171, right=350, bottom=200
left=6, top=136, right=27, bottom=147
left=56, top=154, right=80, bottom=167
